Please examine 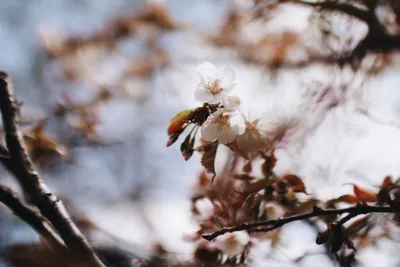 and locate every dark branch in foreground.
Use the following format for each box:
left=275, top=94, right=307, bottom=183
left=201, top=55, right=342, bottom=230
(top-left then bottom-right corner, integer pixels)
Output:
left=307, top=1, right=399, bottom=53
left=0, top=71, right=106, bottom=267
left=0, top=185, right=66, bottom=251
left=293, top=0, right=375, bottom=26
left=278, top=0, right=400, bottom=65
left=202, top=205, right=393, bottom=241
